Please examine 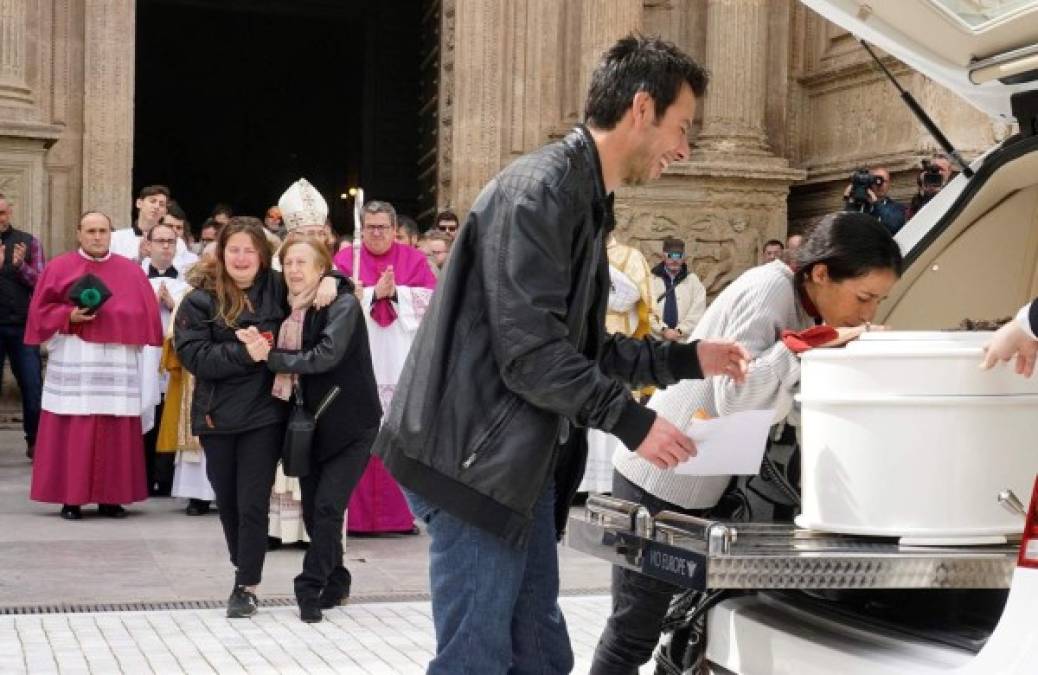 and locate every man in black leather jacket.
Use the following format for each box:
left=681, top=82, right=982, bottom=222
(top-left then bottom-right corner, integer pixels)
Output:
left=373, top=35, right=749, bottom=674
